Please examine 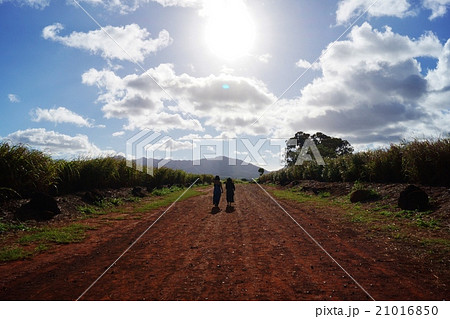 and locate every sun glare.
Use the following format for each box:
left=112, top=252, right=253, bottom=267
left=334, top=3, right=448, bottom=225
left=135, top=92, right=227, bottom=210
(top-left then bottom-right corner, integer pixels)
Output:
left=204, top=0, right=256, bottom=60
